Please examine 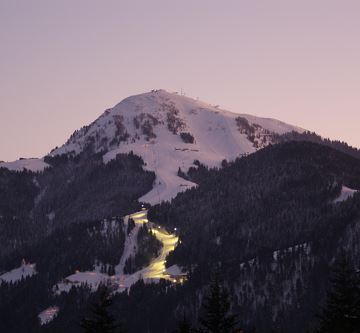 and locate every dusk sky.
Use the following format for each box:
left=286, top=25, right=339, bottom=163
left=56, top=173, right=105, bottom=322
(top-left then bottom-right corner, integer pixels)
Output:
left=1, top=0, right=359, bottom=161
